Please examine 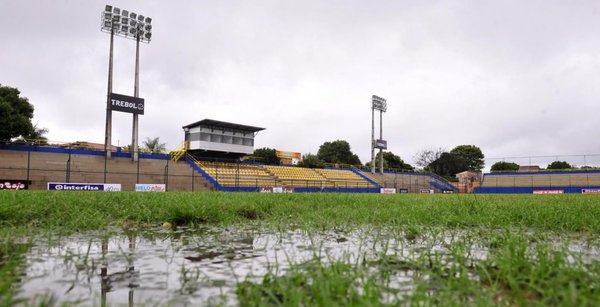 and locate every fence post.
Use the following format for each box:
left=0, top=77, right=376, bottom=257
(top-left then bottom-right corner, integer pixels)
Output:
left=66, top=146, right=72, bottom=183
left=103, top=149, right=108, bottom=183
left=136, top=151, right=140, bottom=184
left=26, top=149, right=31, bottom=182
left=164, top=160, right=169, bottom=191
left=191, top=166, right=195, bottom=192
